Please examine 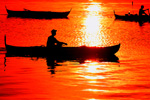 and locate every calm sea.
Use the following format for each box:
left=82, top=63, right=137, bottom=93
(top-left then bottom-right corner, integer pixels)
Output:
left=0, top=1, right=150, bottom=100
